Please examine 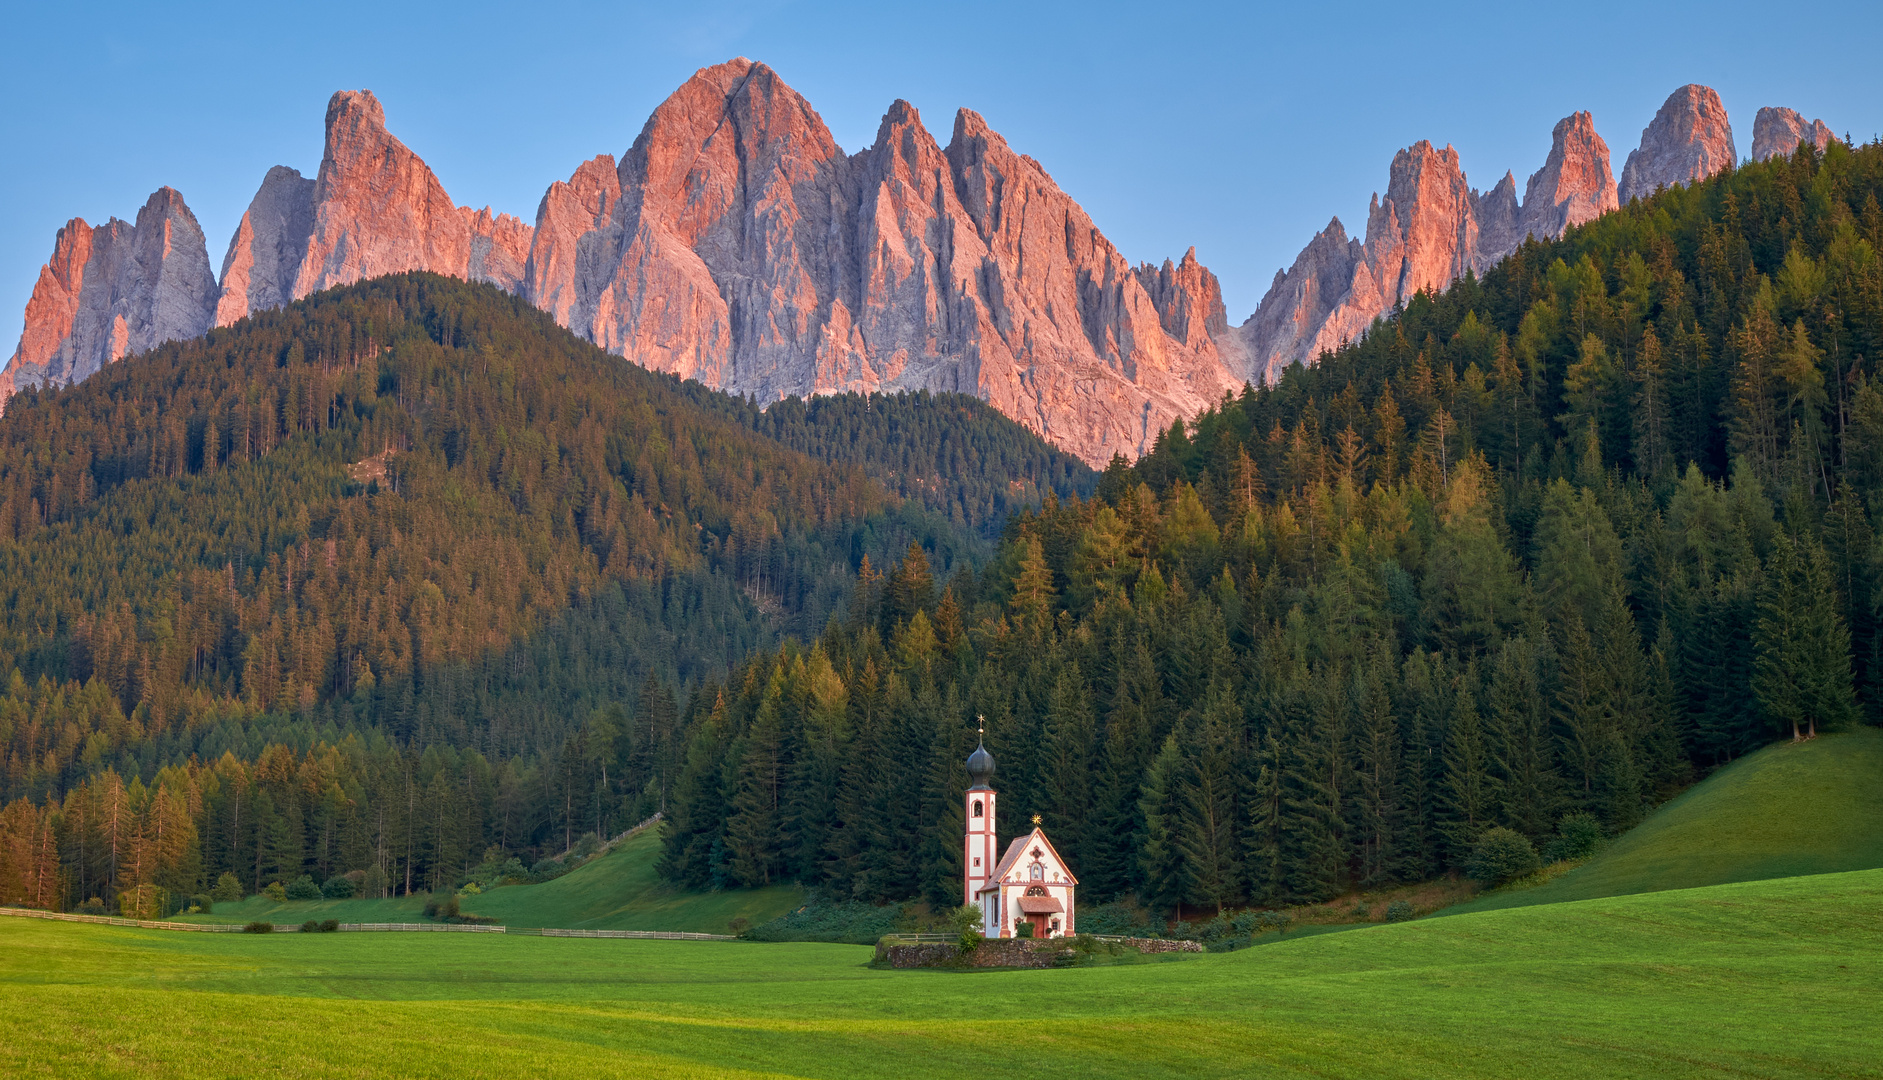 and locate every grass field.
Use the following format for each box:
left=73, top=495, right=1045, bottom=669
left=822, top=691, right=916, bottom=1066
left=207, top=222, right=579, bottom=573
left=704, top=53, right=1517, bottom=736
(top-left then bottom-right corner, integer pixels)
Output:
left=182, top=828, right=804, bottom=934
left=1446, top=727, right=1883, bottom=917
left=5, top=867, right=1878, bottom=1078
